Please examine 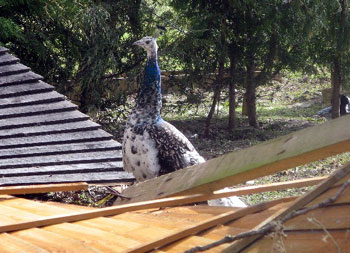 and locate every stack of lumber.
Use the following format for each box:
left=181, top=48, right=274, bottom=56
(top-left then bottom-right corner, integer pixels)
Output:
left=0, top=193, right=291, bottom=253
left=0, top=165, right=348, bottom=252
left=227, top=164, right=350, bottom=252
